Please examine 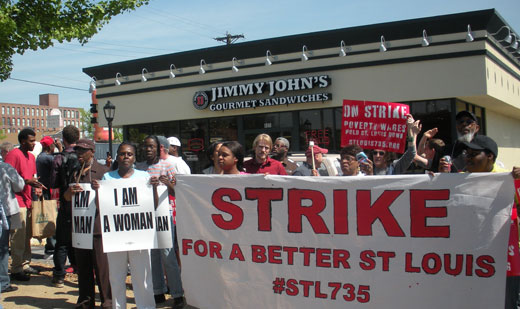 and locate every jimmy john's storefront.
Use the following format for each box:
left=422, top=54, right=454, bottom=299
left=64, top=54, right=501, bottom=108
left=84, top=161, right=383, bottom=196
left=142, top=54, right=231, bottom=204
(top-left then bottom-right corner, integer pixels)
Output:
left=84, top=9, right=520, bottom=173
